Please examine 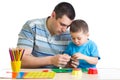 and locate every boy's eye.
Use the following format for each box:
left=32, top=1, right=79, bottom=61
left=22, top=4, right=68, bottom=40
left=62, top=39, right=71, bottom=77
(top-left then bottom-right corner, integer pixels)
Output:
left=72, top=38, right=75, bottom=40
left=78, top=38, right=81, bottom=40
